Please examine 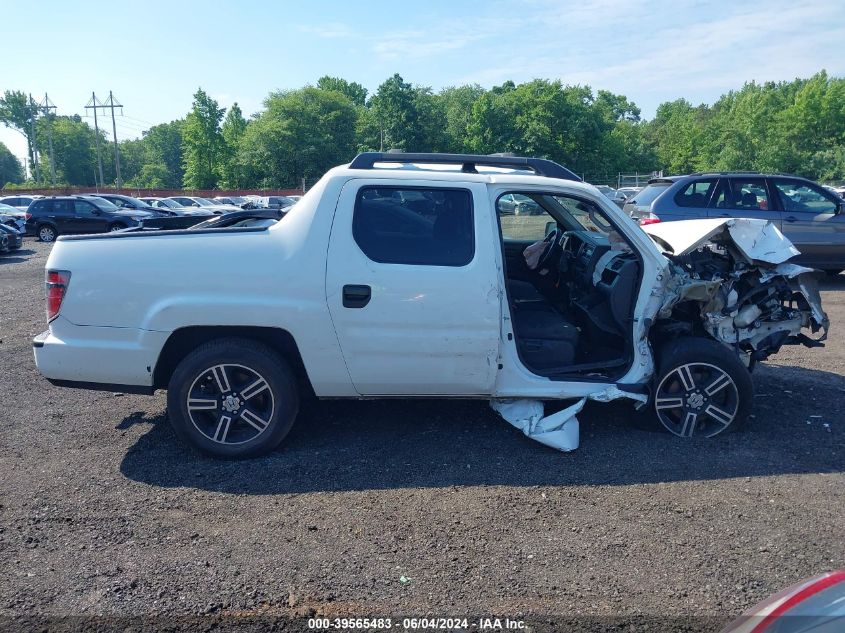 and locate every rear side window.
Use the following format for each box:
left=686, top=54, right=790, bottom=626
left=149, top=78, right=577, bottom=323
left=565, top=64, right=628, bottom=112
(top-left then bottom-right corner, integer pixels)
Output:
left=353, top=187, right=474, bottom=266
left=674, top=179, right=717, bottom=208
left=631, top=183, right=670, bottom=206
left=714, top=178, right=770, bottom=210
